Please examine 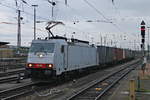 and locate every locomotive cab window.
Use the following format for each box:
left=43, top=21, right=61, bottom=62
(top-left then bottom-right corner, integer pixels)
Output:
left=29, top=43, right=55, bottom=53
